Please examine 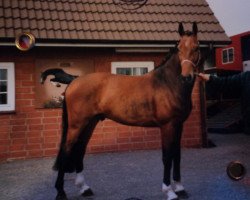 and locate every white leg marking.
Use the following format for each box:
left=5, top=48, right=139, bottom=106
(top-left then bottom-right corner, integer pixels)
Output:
left=173, top=181, right=185, bottom=192
left=75, top=172, right=90, bottom=194
left=162, top=183, right=178, bottom=200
